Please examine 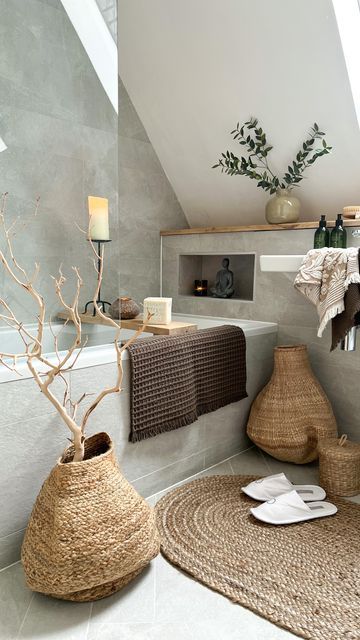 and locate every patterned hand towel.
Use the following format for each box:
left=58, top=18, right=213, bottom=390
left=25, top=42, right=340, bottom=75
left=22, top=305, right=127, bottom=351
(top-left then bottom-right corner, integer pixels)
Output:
left=294, top=248, right=360, bottom=337
left=127, top=325, right=247, bottom=442
left=331, top=249, right=360, bottom=350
